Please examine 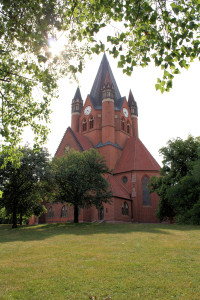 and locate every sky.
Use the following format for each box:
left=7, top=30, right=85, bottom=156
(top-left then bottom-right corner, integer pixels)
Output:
left=41, top=53, right=199, bottom=166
